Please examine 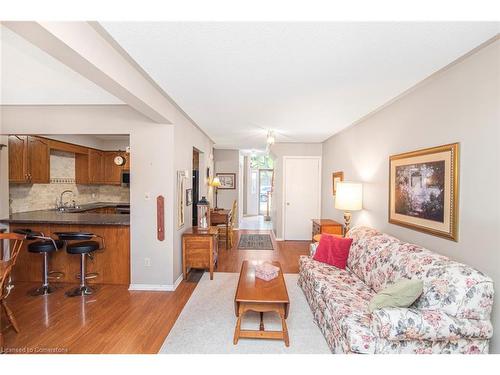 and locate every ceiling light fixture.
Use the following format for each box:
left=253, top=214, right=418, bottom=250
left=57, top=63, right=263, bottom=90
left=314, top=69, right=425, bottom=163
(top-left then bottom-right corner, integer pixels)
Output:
left=266, top=130, right=275, bottom=145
